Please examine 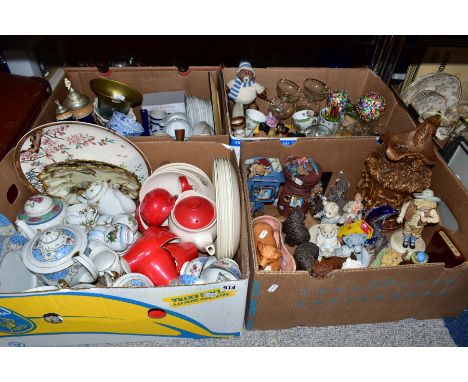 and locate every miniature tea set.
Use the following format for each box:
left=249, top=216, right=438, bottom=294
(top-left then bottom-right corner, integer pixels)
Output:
left=246, top=121, right=447, bottom=277
left=0, top=119, right=242, bottom=293
left=226, top=61, right=387, bottom=139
